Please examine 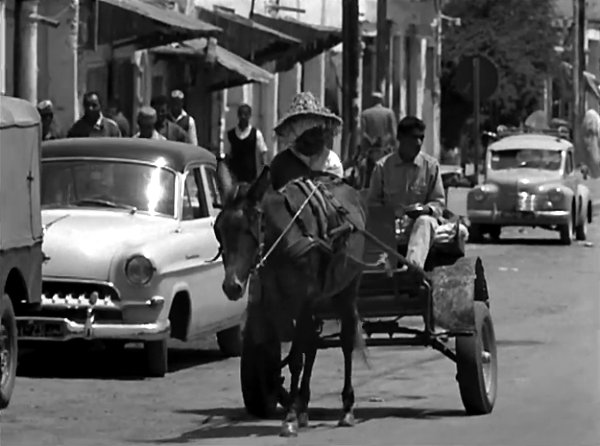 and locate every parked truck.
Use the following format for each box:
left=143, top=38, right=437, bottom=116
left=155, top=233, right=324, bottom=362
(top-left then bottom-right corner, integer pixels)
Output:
left=0, top=96, right=44, bottom=409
